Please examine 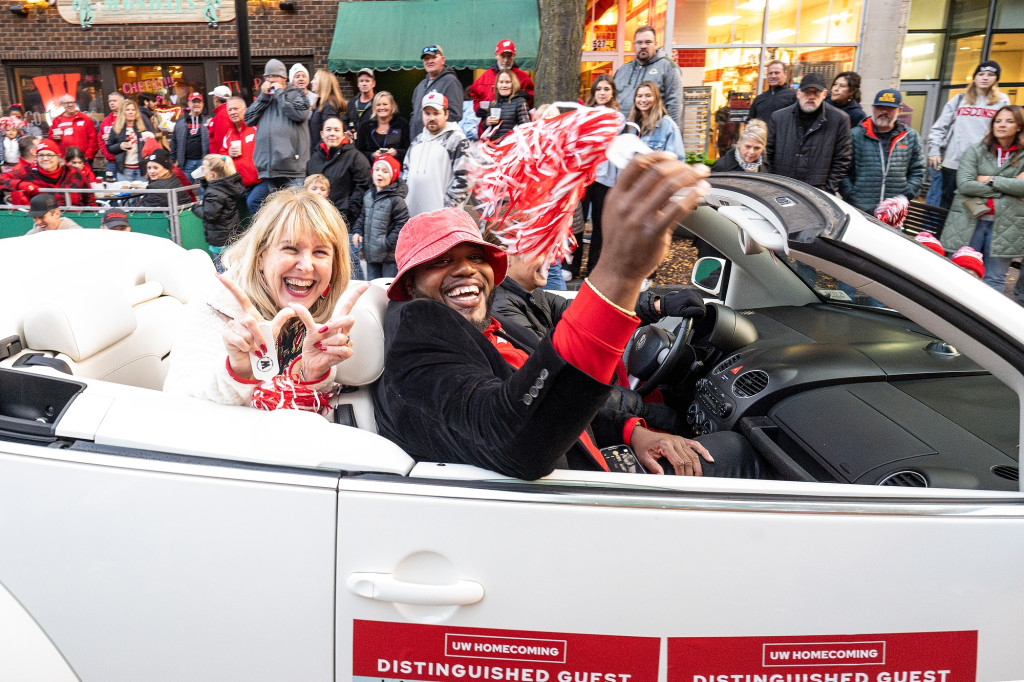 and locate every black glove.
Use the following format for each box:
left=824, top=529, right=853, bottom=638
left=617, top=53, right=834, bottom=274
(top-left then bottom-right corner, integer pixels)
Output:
left=658, top=289, right=706, bottom=318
